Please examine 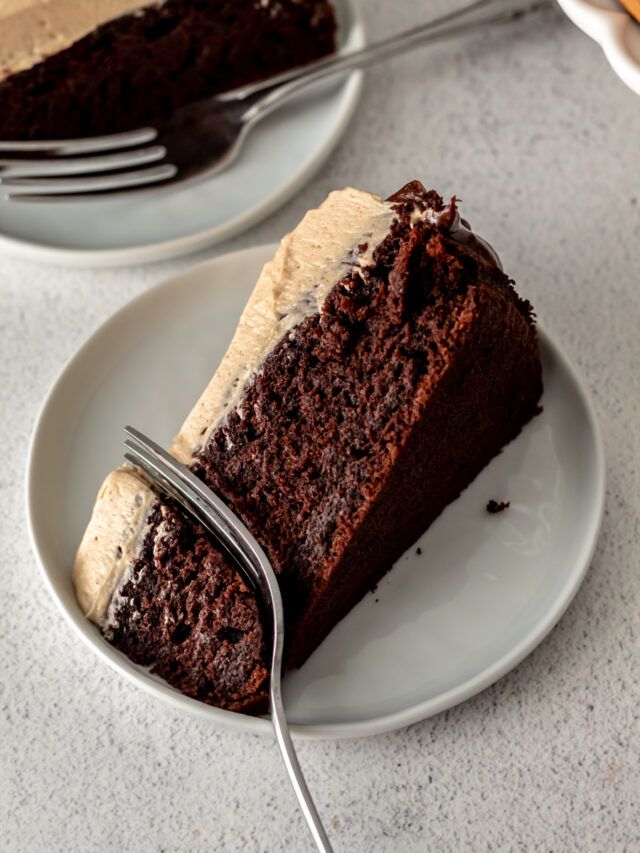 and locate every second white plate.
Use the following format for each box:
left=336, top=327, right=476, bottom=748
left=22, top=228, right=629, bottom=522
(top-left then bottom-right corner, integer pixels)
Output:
left=0, top=0, right=363, bottom=266
left=27, top=244, right=605, bottom=739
